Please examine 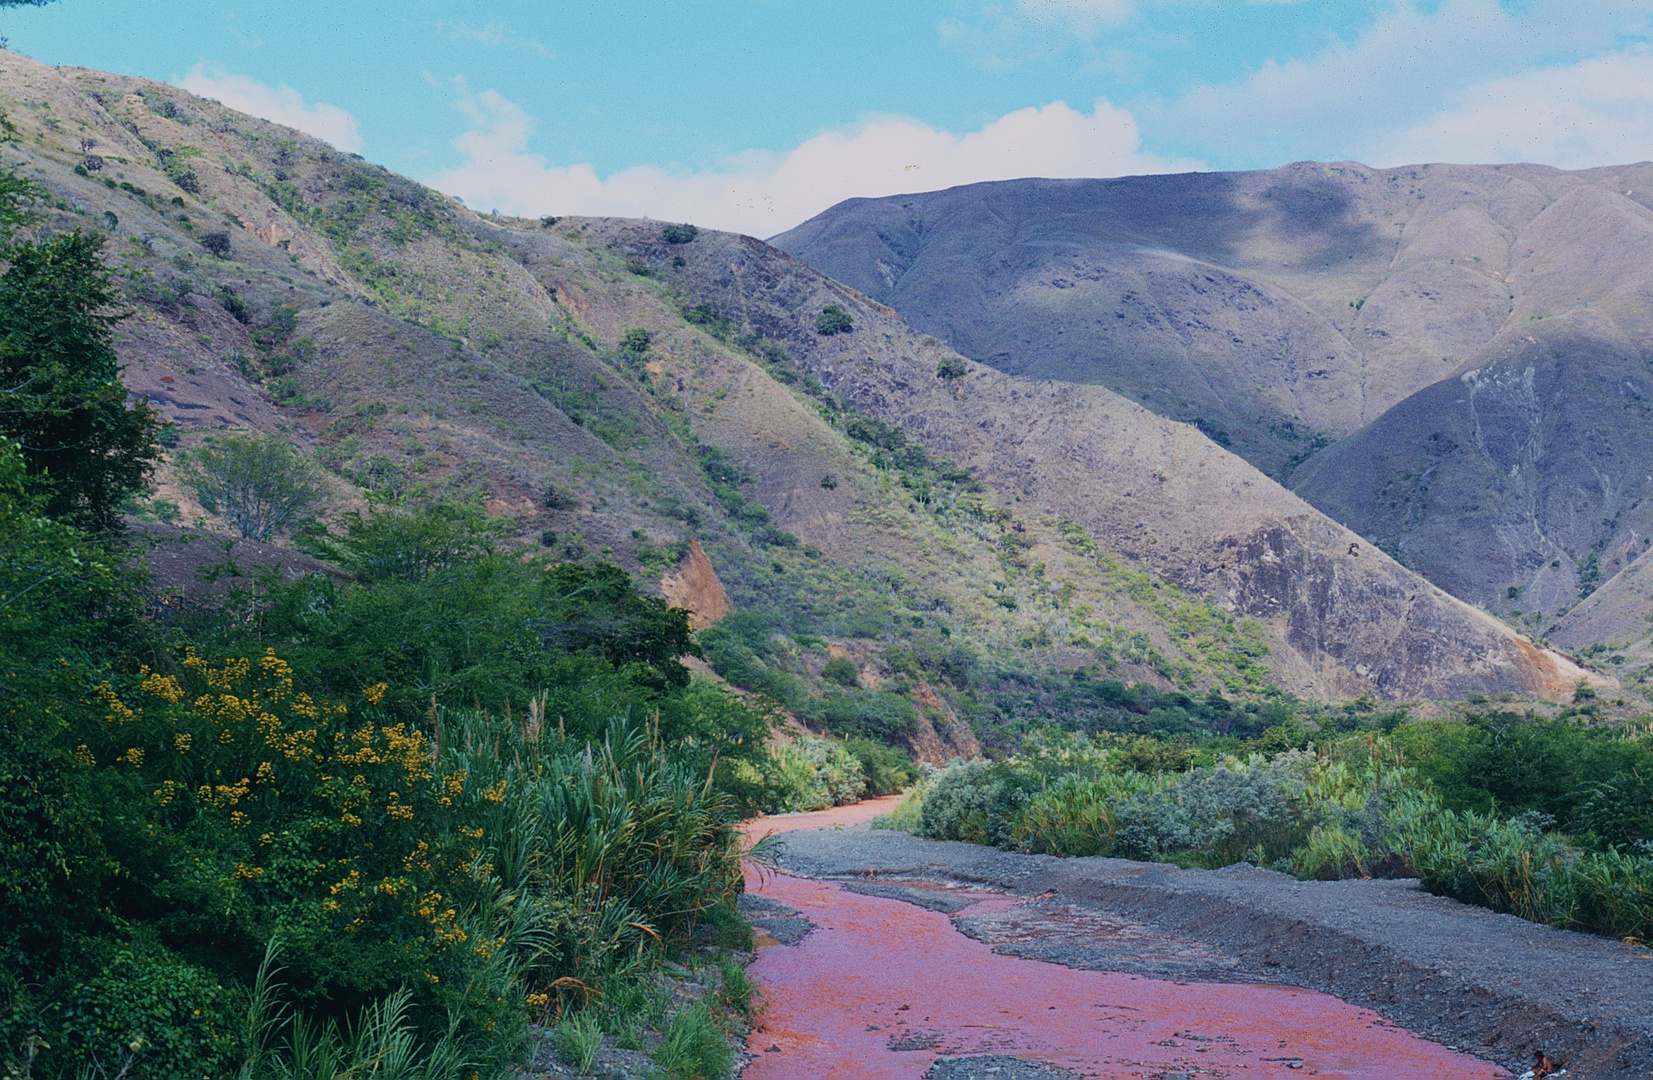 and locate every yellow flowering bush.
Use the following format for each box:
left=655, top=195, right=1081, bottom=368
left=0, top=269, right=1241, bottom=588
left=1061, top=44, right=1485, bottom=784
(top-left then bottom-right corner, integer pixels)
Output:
left=82, top=649, right=517, bottom=1027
